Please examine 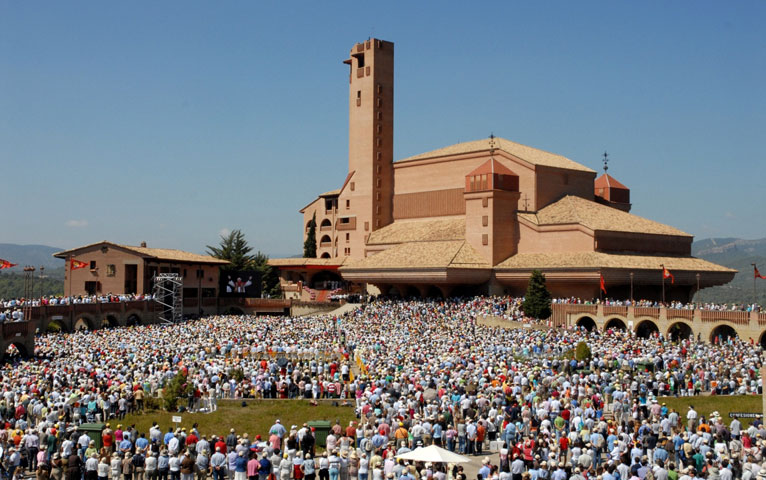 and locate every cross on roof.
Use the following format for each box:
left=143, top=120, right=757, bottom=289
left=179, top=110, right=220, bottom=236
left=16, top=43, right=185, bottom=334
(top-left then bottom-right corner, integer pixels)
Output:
left=602, top=151, right=609, bottom=173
